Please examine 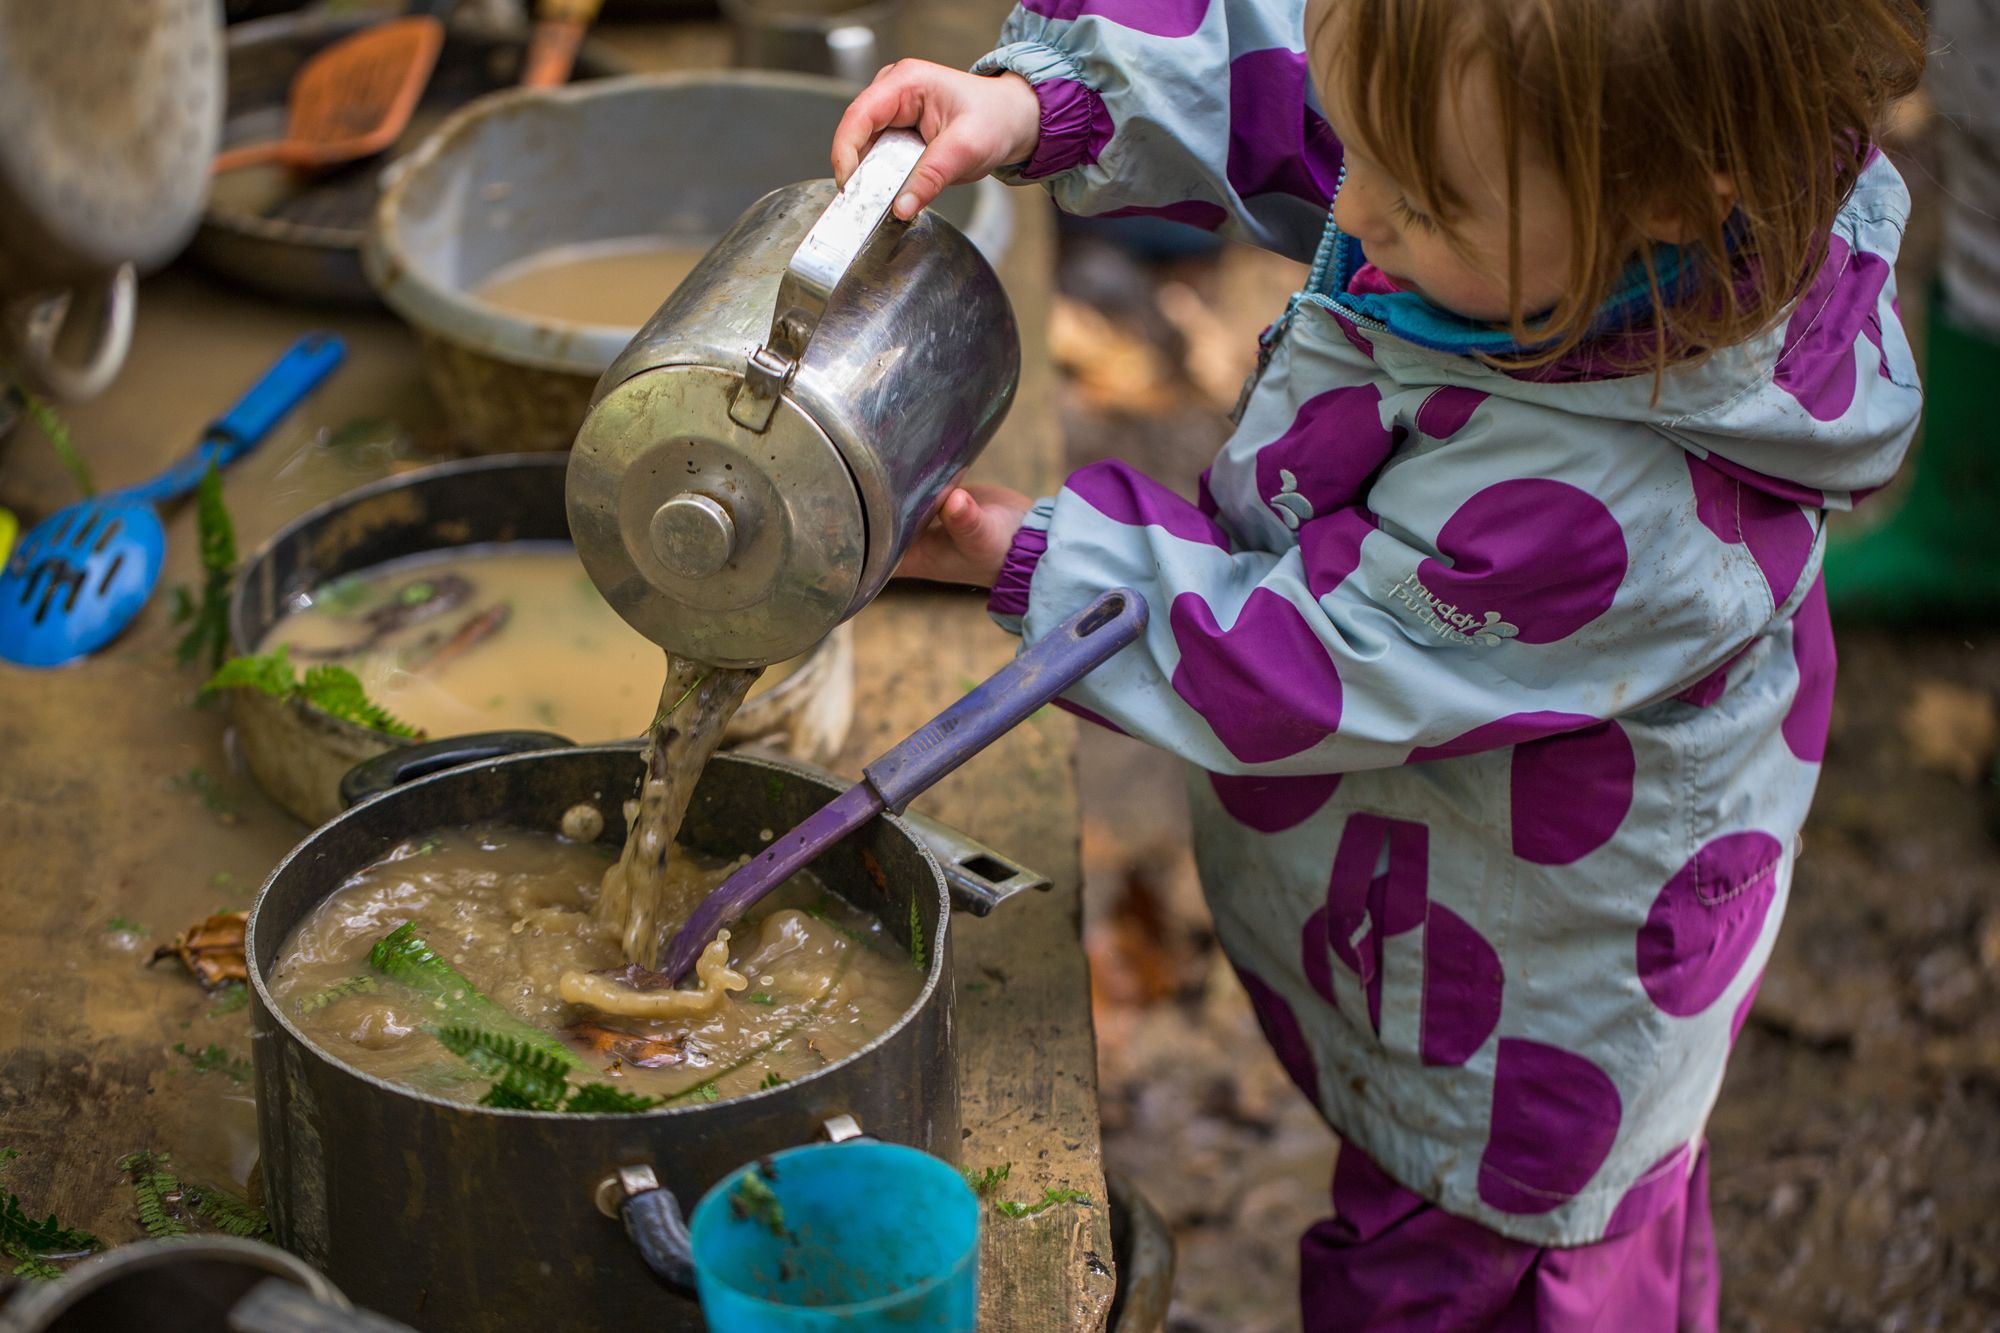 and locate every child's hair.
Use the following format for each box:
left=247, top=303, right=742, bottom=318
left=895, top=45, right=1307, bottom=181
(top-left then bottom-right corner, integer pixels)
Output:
left=1305, top=0, right=1928, bottom=377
